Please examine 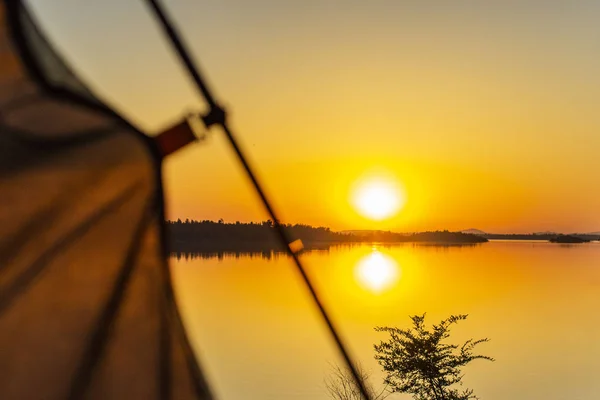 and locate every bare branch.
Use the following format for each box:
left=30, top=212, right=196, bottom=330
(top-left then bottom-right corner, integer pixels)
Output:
left=324, top=362, right=390, bottom=400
